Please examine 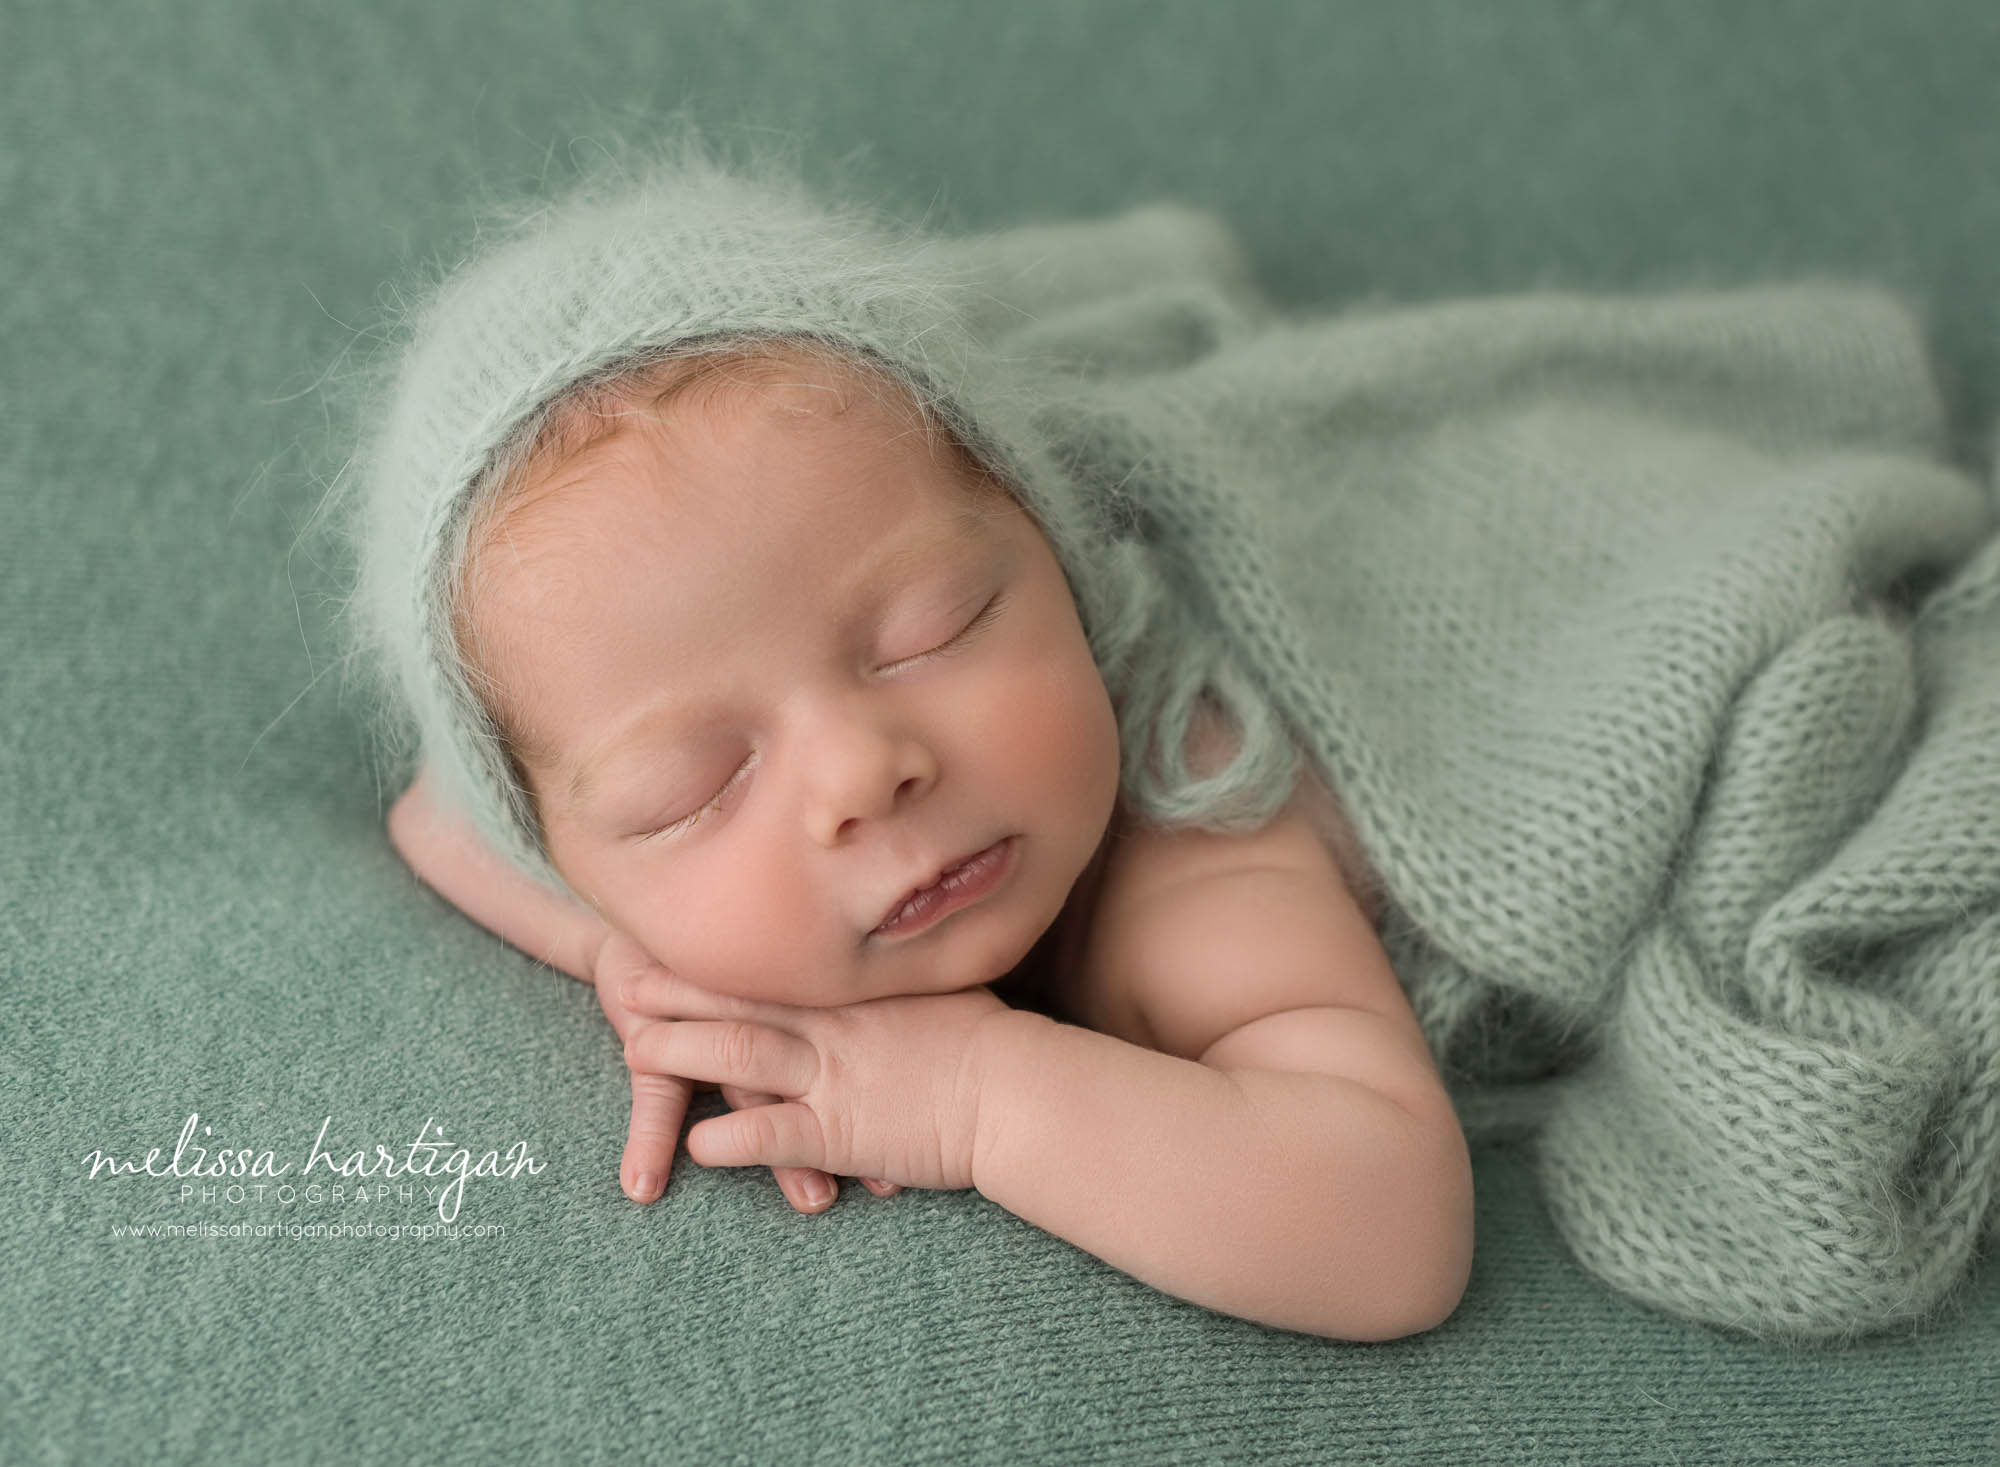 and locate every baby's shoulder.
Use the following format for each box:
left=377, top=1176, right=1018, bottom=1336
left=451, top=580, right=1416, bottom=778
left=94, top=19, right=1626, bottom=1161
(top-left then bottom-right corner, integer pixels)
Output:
left=1065, top=707, right=1387, bottom=1054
